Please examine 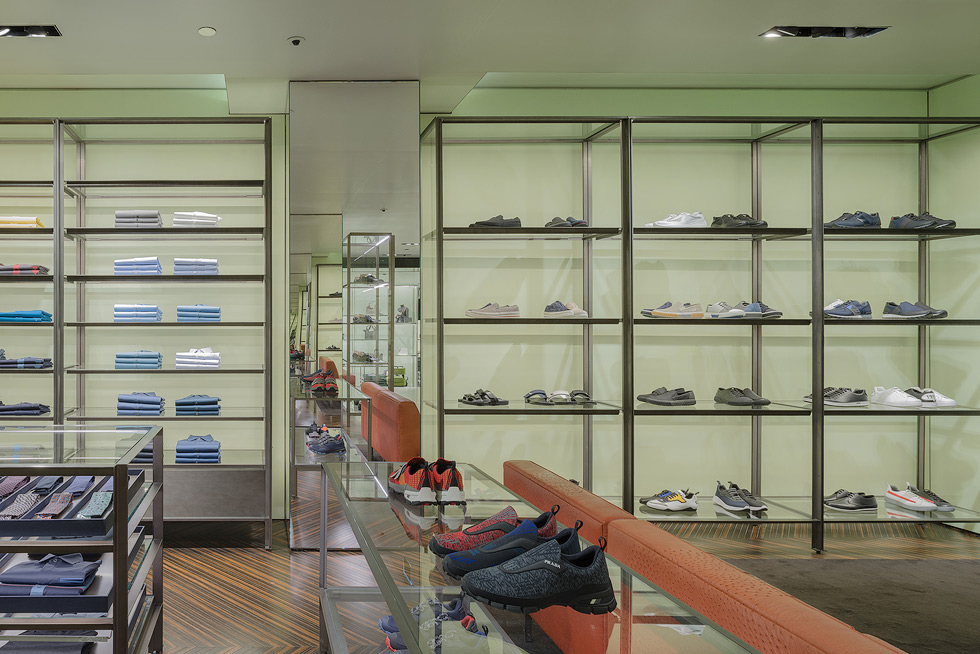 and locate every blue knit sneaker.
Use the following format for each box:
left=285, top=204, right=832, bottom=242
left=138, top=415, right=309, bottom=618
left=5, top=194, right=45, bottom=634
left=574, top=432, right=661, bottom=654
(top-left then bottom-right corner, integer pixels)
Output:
left=307, top=433, right=345, bottom=454
left=824, top=211, right=881, bottom=229
left=712, top=480, right=750, bottom=512
left=443, top=518, right=583, bottom=579
left=543, top=300, right=574, bottom=317
left=378, top=597, right=470, bottom=635
left=882, top=301, right=930, bottom=319
left=825, top=300, right=872, bottom=319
